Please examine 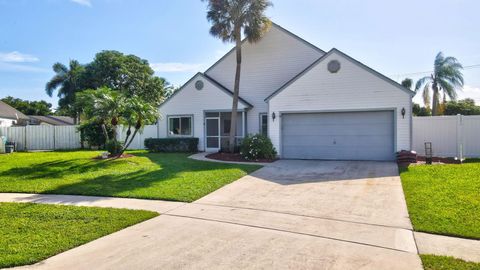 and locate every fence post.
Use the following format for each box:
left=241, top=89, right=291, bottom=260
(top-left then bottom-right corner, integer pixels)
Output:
left=456, top=114, right=464, bottom=160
